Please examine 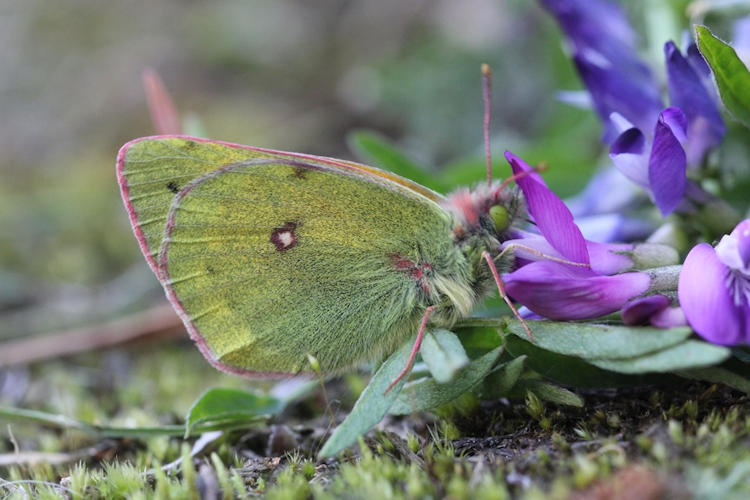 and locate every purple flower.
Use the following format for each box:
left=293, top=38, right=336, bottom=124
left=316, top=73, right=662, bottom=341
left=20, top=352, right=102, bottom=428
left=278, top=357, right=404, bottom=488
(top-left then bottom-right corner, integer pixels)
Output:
left=605, top=37, right=727, bottom=217
left=541, top=0, right=662, bottom=142
left=565, top=167, right=654, bottom=243
left=504, top=230, right=632, bottom=275
left=678, top=220, right=750, bottom=345
left=621, top=294, right=686, bottom=328
left=610, top=107, right=688, bottom=216
left=502, top=151, right=650, bottom=320
left=543, top=0, right=726, bottom=217
left=505, top=260, right=650, bottom=320
left=664, top=41, right=726, bottom=166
